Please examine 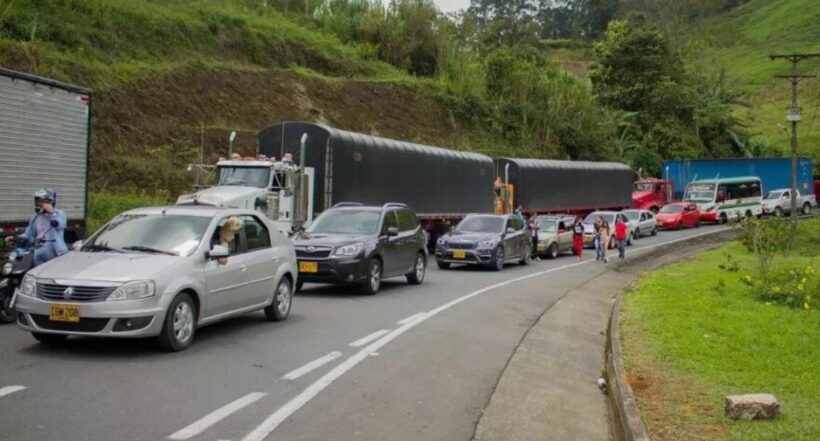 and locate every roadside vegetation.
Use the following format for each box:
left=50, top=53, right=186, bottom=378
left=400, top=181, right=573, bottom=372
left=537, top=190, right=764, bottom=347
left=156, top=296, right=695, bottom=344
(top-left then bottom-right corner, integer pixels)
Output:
left=3, top=1, right=812, bottom=197
left=620, top=218, right=819, bottom=441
